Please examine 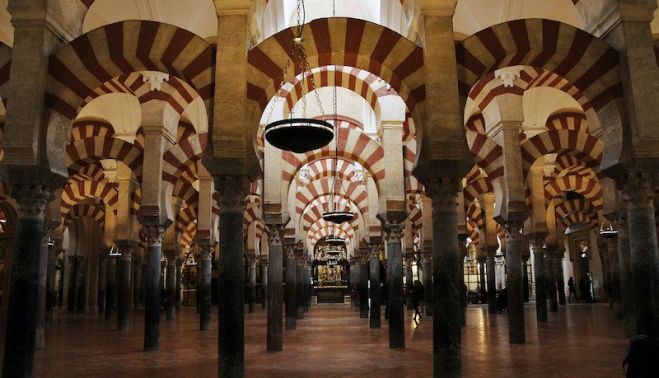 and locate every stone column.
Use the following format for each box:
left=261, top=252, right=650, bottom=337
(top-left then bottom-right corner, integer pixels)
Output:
left=284, top=244, right=297, bottom=330
left=530, top=237, right=547, bottom=323
left=97, top=251, right=108, bottom=318
left=133, top=254, right=143, bottom=310
left=554, top=252, right=567, bottom=306
left=303, top=263, right=311, bottom=313
left=45, top=240, right=61, bottom=330
left=598, top=238, right=611, bottom=305
left=165, top=251, right=177, bottom=321
left=486, top=248, right=497, bottom=314
left=295, top=256, right=305, bottom=320
left=427, top=176, right=463, bottom=375
left=260, top=257, right=268, bottom=309
left=369, top=245, right=381, bottom=328
left=405, top=254, right=414, bottom=310
left=35, top=225, right=51, bottom=350
left=359, top=253, right=369, bottom=319
left=385, top=222, right=405, bottom=349
left=503, top=222, right=526, bottom=344
left=266, top=224, right=284, bottom=351
left=422, top=251, right=433, bottom=316
left=175, top=262, right=182, bottom=309
left=2, top=185, right=54, bottom=377
left=349, top=259, right=359, bottom=311
left=605, top=235, right=622, bottom=318
left=66, top=255, right=79, bottom=313
left=105, top=256, right=117, bottom=320
left=616, top=204, right=637, bottom=335
left=215, top=176, right=249, bottom=377
left=546, top=246, right=559, bottom=312
left=624, top=173, right=659, bottom=336
left=199, top=243, right=213, bottom=331
left=116, top=242, right=134, bottom=331
left=477, top=255, right=486, bottom=304
left=142, top=225, right=166, bottom=351
left=247, top=255, right=257, bottom=314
